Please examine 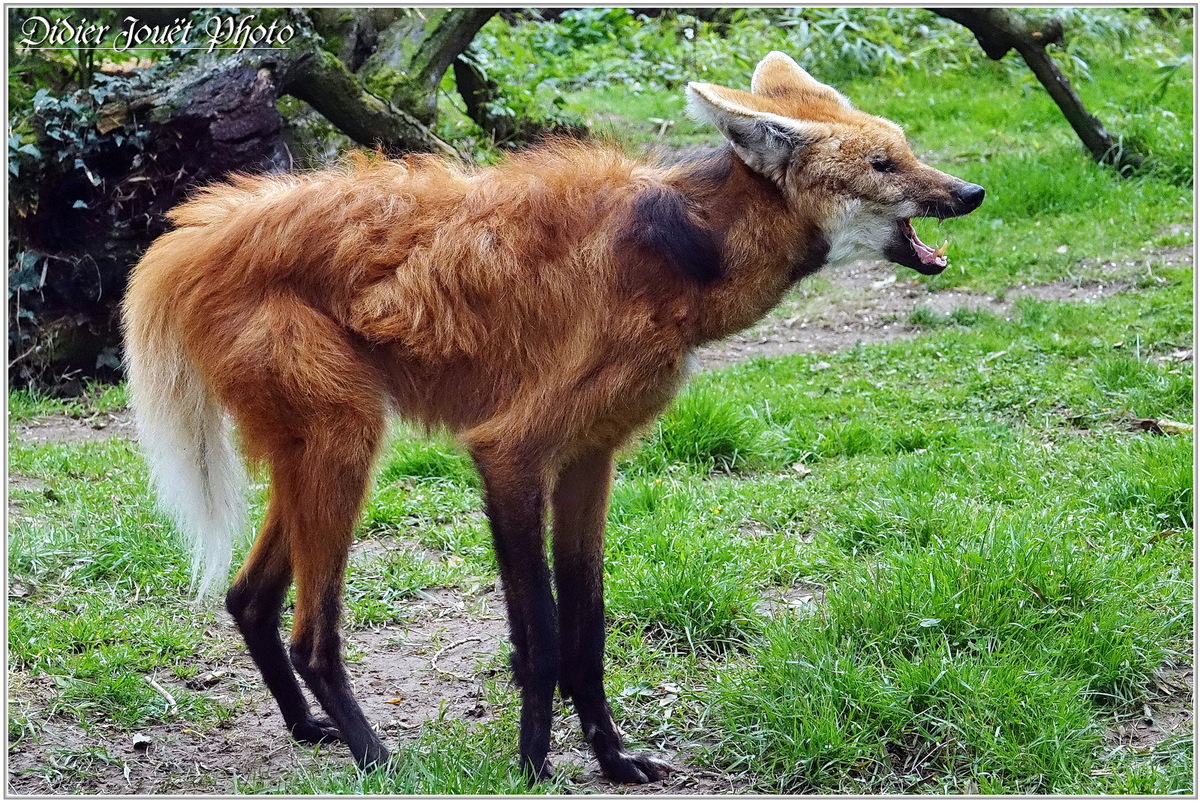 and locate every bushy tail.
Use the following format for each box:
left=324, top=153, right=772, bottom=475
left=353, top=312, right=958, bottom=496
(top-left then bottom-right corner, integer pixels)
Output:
left=124, top=294, right=247, bottom=598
